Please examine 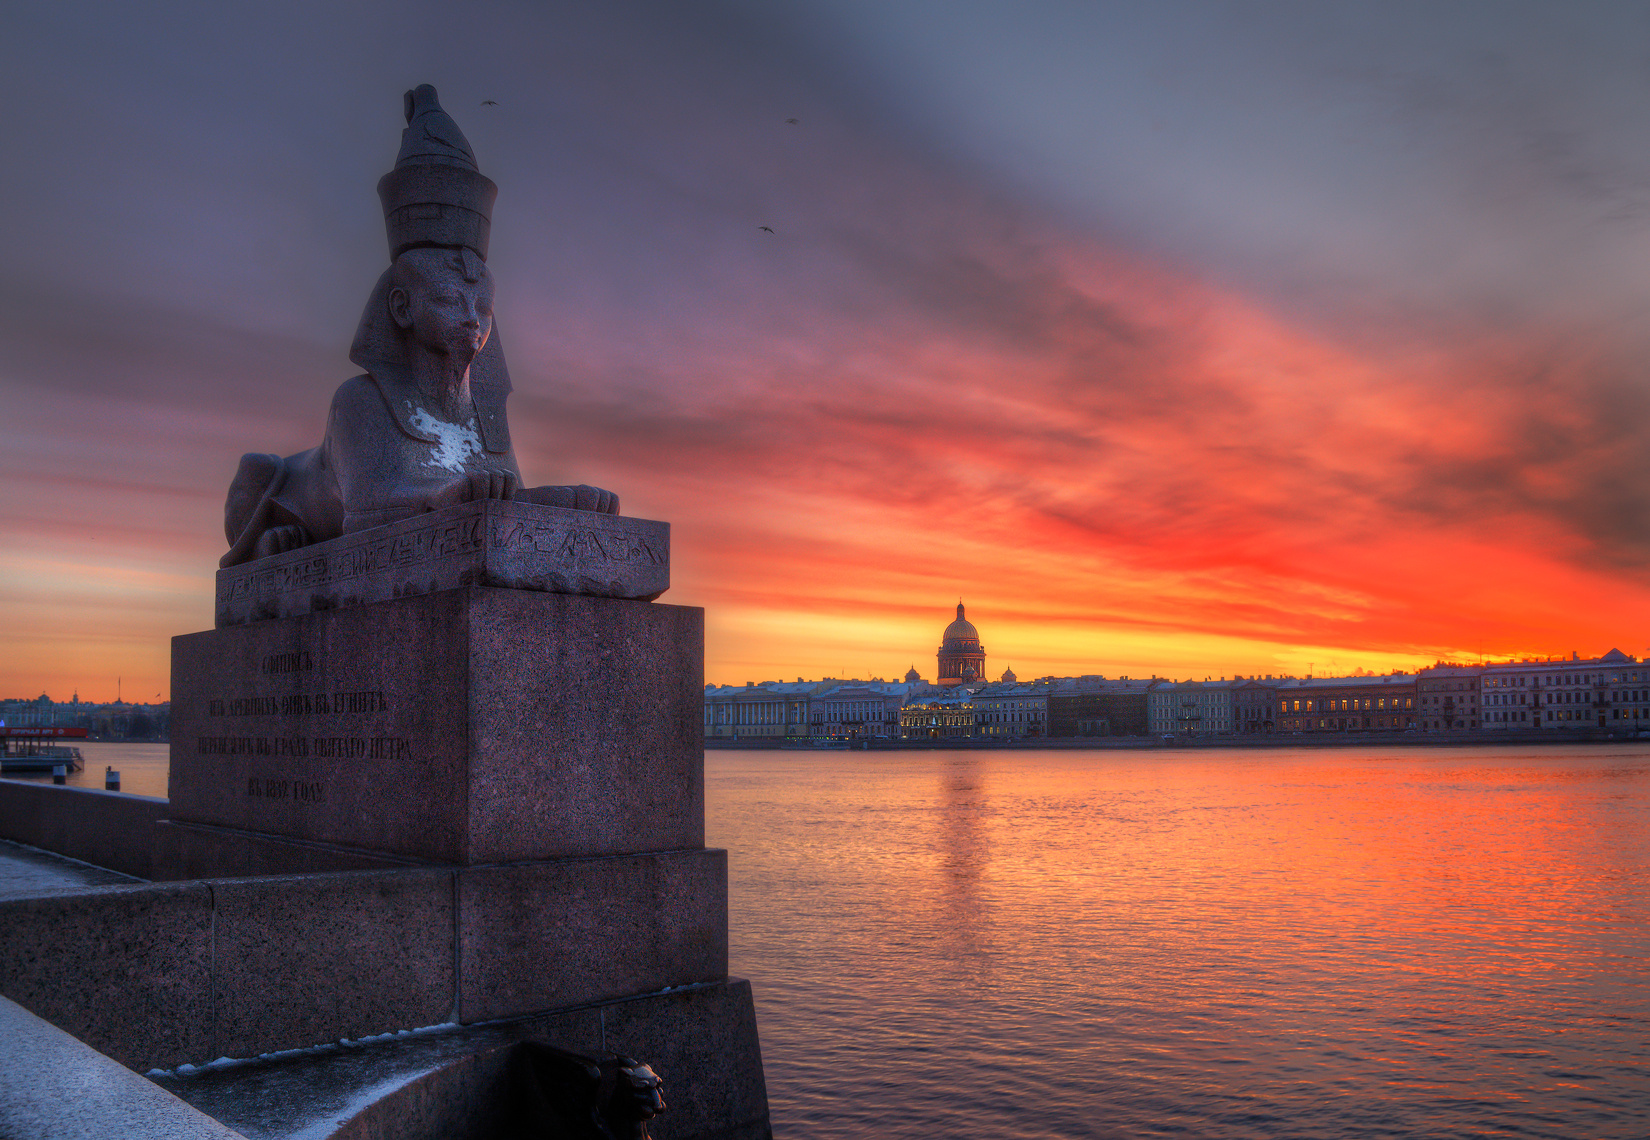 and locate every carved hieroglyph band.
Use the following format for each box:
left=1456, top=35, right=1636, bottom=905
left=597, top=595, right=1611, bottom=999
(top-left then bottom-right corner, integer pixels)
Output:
left=214, top=500, right=669, bottom=625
